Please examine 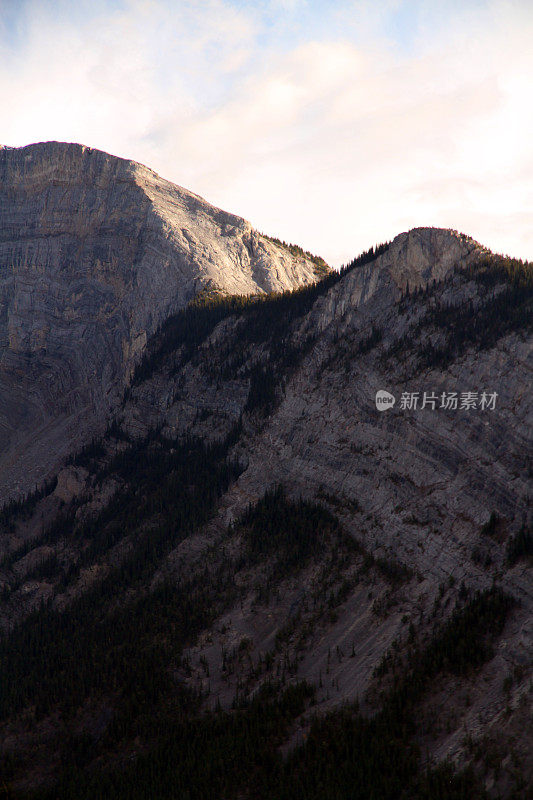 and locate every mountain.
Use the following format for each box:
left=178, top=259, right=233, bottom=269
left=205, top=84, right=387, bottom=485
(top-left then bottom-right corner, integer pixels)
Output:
left=0, top=146, right=531, bottom=799
left=0, top=142, right=326, bottom=502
